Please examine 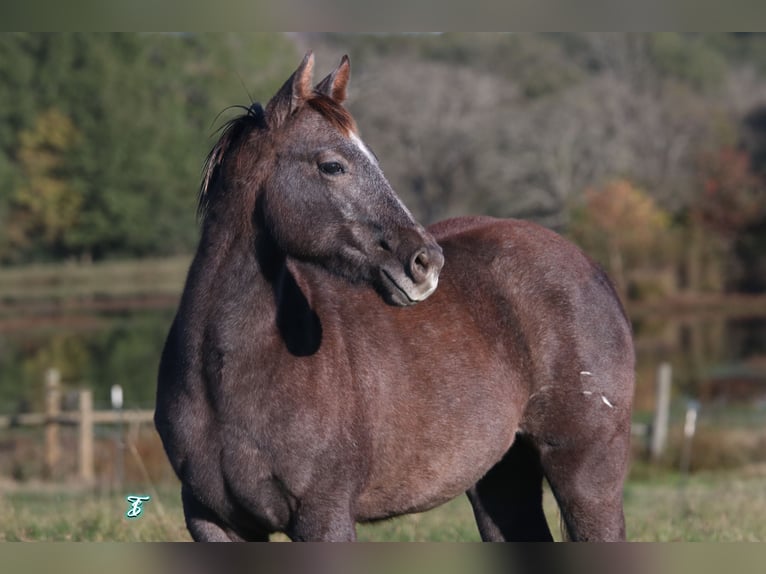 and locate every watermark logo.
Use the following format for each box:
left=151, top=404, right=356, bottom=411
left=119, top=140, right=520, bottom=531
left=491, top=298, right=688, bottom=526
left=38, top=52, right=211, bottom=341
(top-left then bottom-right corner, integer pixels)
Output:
left=125, top=495, right=151, bottom=519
